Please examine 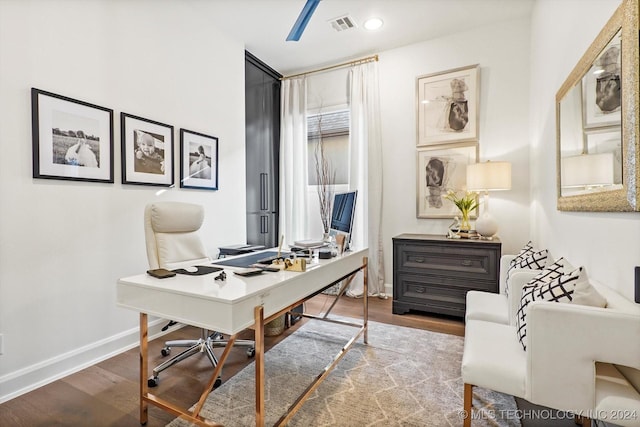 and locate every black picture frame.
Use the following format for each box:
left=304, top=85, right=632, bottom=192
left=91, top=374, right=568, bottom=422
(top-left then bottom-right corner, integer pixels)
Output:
left=31, top=88, right=114, bottom=183
left=121, top=113, right=174, bottom=187
left=180, top=128, right=219, bottom=190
